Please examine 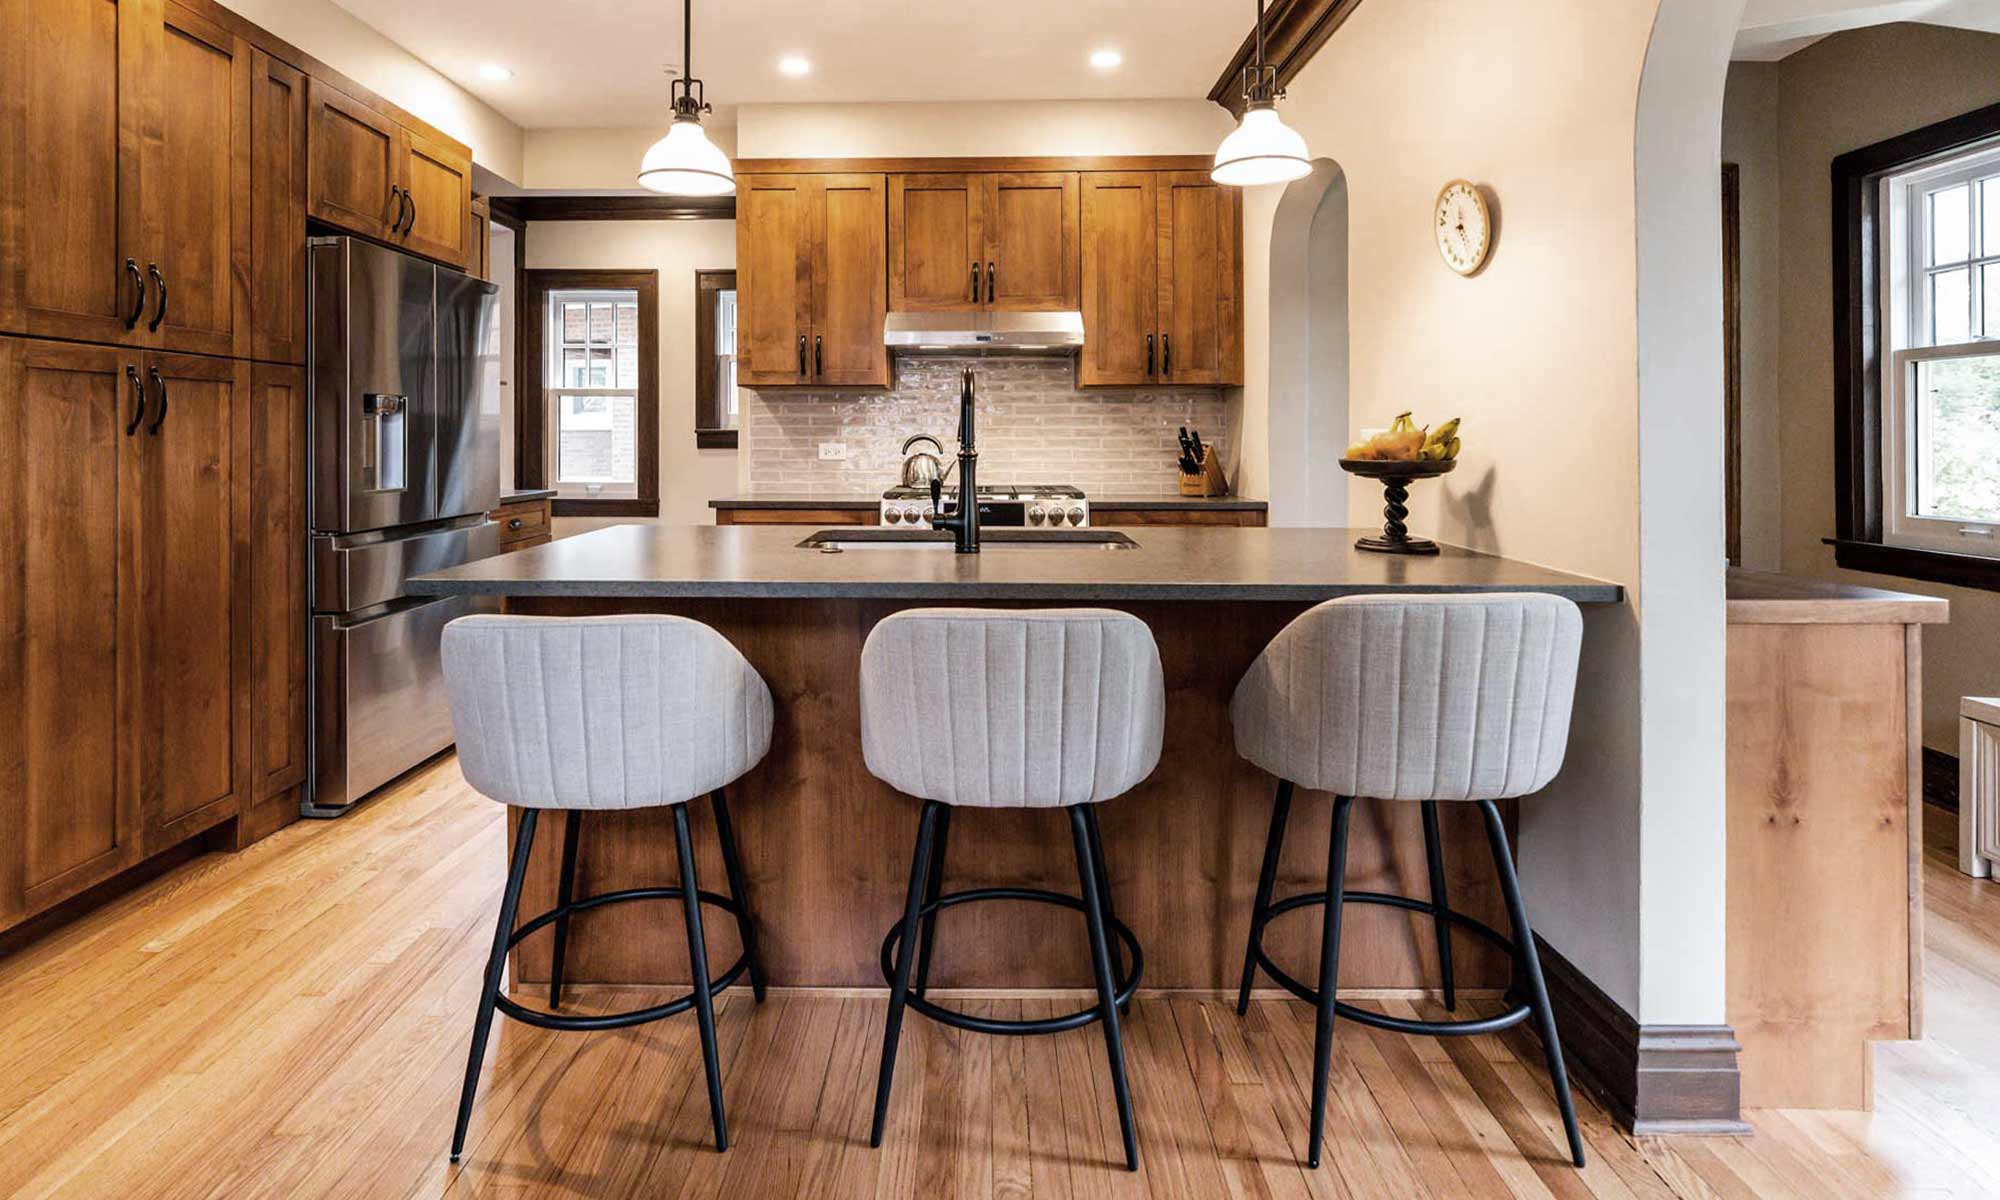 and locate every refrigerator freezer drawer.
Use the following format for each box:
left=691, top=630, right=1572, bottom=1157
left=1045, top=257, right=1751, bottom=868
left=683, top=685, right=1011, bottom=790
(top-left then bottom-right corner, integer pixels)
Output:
left=312, top=519, right=501, bottom=614
left=311, top=594, right=496, bottom=811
